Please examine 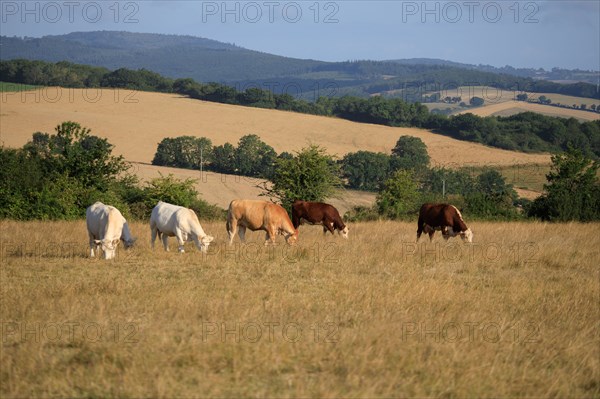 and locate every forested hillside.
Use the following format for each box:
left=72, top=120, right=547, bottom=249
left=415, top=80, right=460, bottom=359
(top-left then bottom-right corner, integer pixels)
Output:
left=2, top=59, right=599, bottom=158
left=2, top=31, right=598, bottom=100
